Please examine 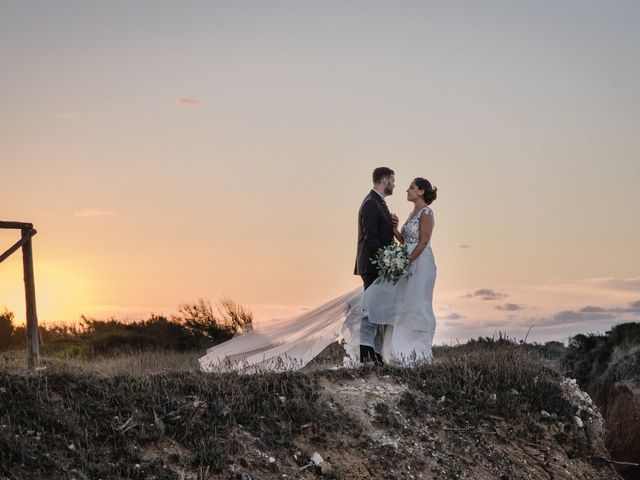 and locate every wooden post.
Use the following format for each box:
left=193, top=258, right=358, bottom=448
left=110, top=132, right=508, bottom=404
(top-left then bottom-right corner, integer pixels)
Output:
left=21, top=228, right=39, bottom=368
